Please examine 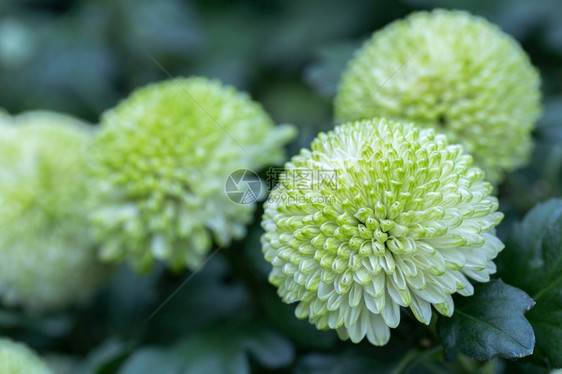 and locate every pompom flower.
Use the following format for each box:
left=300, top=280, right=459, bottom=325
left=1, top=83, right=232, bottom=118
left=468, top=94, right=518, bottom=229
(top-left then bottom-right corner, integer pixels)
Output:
left=0, top=112, right=107, bottom=311
left=0, top=338, right=53, bottom=374
left=262, top=118, right=504, bottom=346
left=90, top=77, right=295, bottom=272
left=334, top=9, right=541, bottom=183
